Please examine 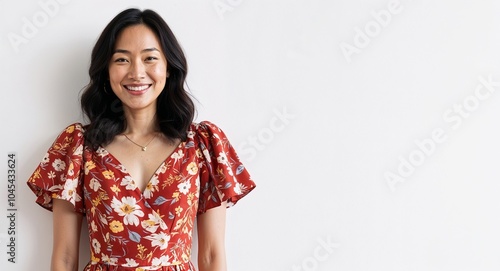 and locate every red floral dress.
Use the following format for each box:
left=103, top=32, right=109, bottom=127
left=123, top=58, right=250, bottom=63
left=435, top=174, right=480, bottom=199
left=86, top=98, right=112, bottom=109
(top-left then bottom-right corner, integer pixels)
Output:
left=27, top=121, right=256, bottom=271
